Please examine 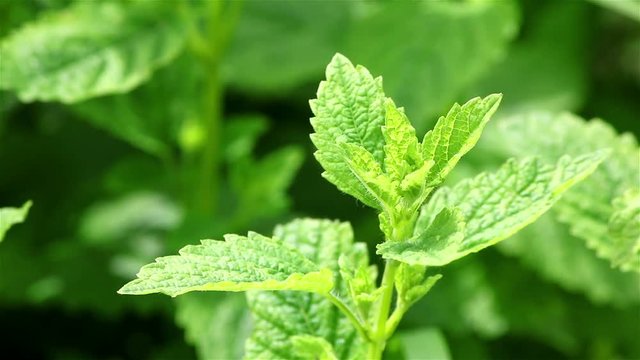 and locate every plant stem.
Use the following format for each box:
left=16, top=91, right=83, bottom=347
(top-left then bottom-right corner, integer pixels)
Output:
left=325, top=292, right=370, bottom=341
left=196, top=65, right=222, bottom=213
left=368, top=259, right=399, bottom=359
left=190, top=0, right=243, bottom=214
